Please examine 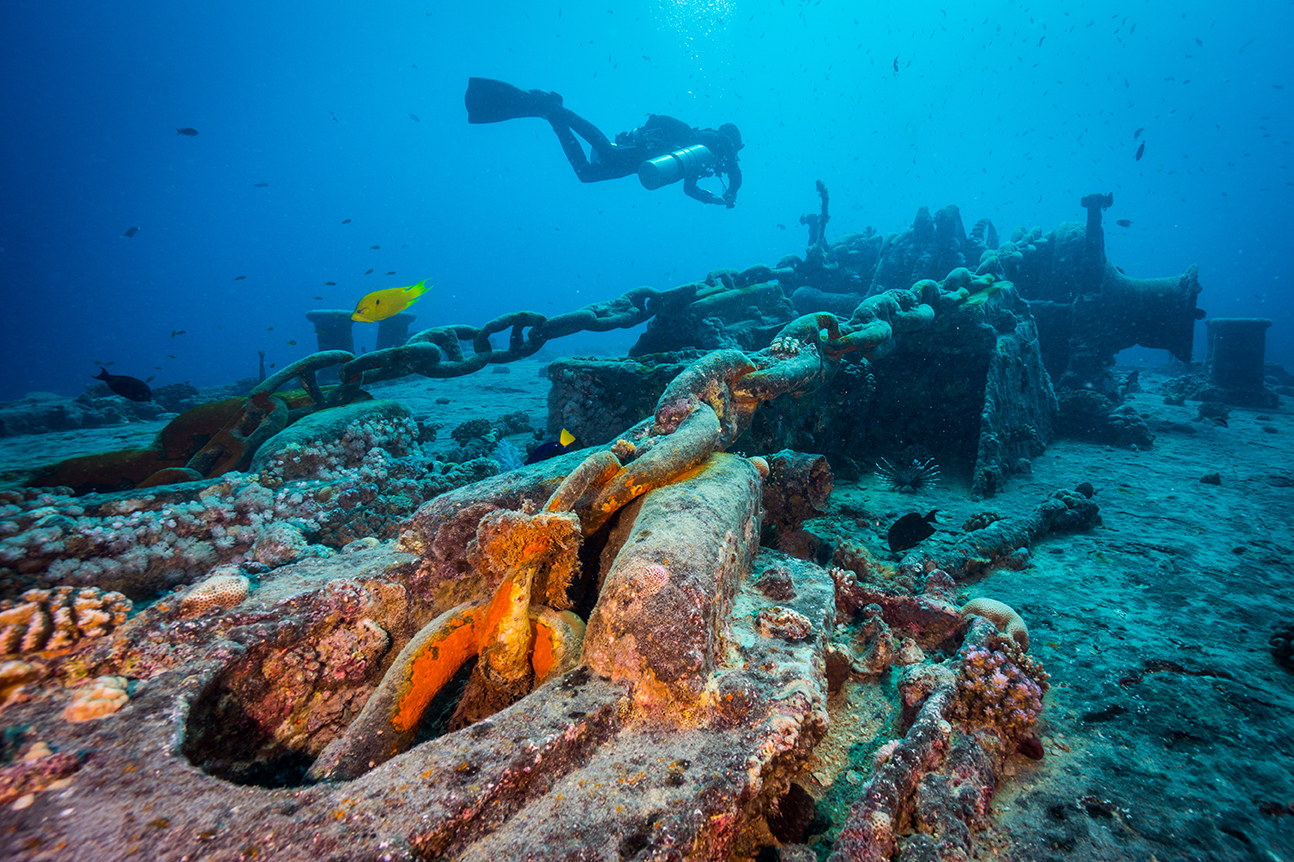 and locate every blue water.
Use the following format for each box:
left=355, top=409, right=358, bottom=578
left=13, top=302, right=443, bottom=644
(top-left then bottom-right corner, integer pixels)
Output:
left=2, top=0, right=1290, bottom=402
